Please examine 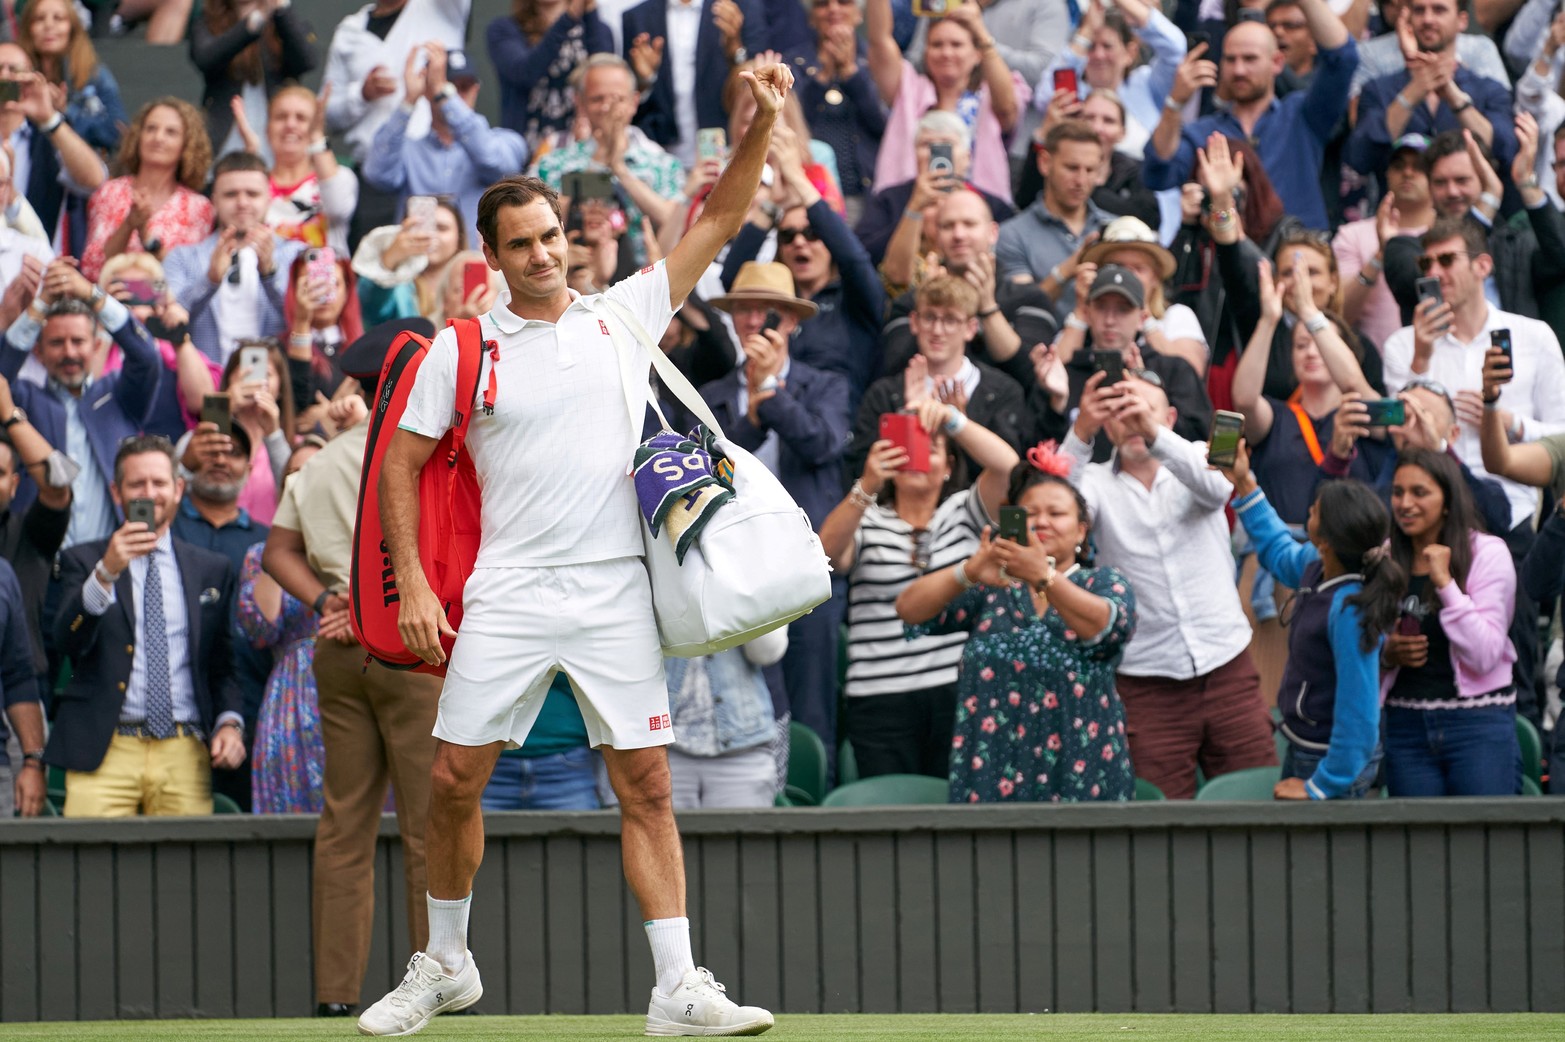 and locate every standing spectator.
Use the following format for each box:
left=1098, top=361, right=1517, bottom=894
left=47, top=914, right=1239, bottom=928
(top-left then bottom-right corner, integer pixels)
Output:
left=113, top=0, right=199, bottom=46
left=996, top=121, right=1112, bottom=316
left=1078, top=215, right=1208, bottom=374
left=19, top=0, right=127, bottom=156
left=1381, top=447, right=1520, bottom=796
left=1346, top=0, right=1515, bottom=182
left=1, top=261, right=160, bottom=549
left=282, top=250, right=365, bottom=434
left=0, top=554, right=43, bottom=817
left=1511, top=15, right=1565, bottom=212
left=1224, top=443, right=1403, bottom=799
left=363, top=45, right=530, bottom=246
left=819, top=400, right=1018, bottom=779
left=0, top=41, right=107, bottom=257
left=0, top=372, right=70, bottom=681
left=665, top=630, right=789, bottom=809
left=1019, top=90, right=1164, bottom=237
left=783, top=0, right=886, bottom=210
left=1335, top=134, right=1434, bottom=350
left=203, top=340, right=295, bottom=525
left=487, top=0, right=614, bottom=154
left=1268, top=0, right=1318, bottom=91
left=352, top=198, right=466, bottom=325
left=228, top=87, right=360, bottom=258
left=1061, top=370, right=1277, bottom=799
left=482, top=675, right=601, bottom=812
left=164, top=151, right=306, bottom=365
left=82, top=97, right=213, bottom=283
left=190, top=0, right=320, bottom=160
left=48, top=435, right=247, bottom=817
left=1143, top=0, right=1356, bottom=231
left=261, top=320, right=444, bottom=1017
left=897, top=447, right=1138, bottom=803
left=865, top=0, right=1018, bottom=205
left=1352, top=0, right=1508, bottom=102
